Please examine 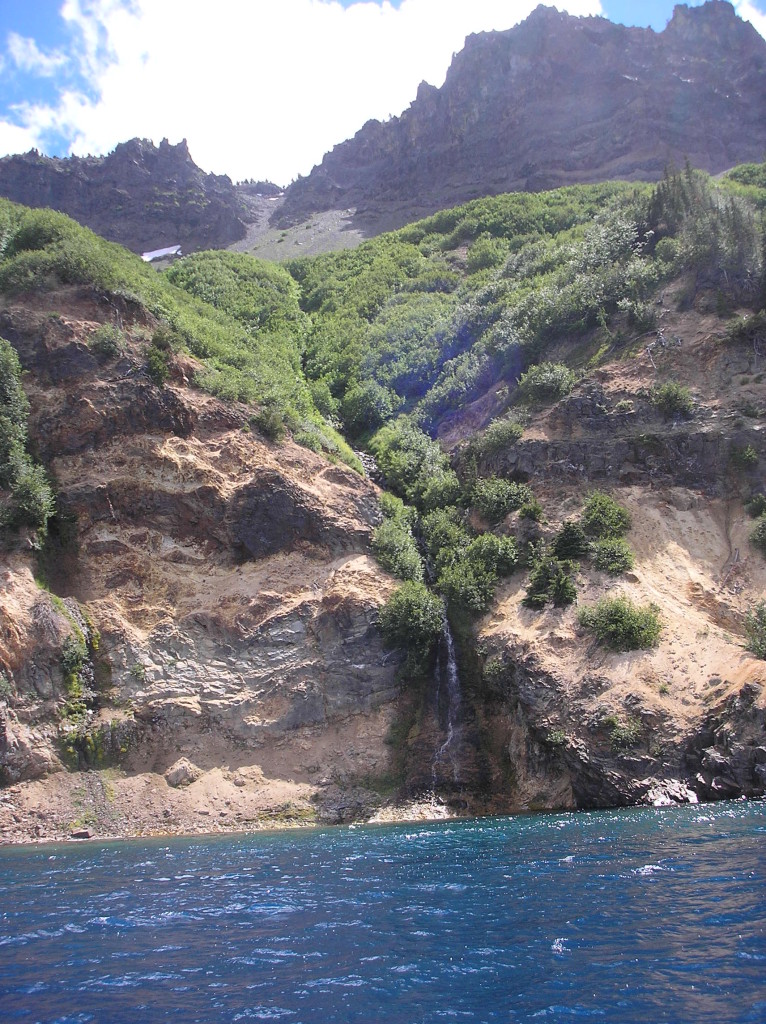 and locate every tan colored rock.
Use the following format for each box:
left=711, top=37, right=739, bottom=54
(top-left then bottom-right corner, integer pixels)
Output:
left=164, top=758, right=202, bottom=788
